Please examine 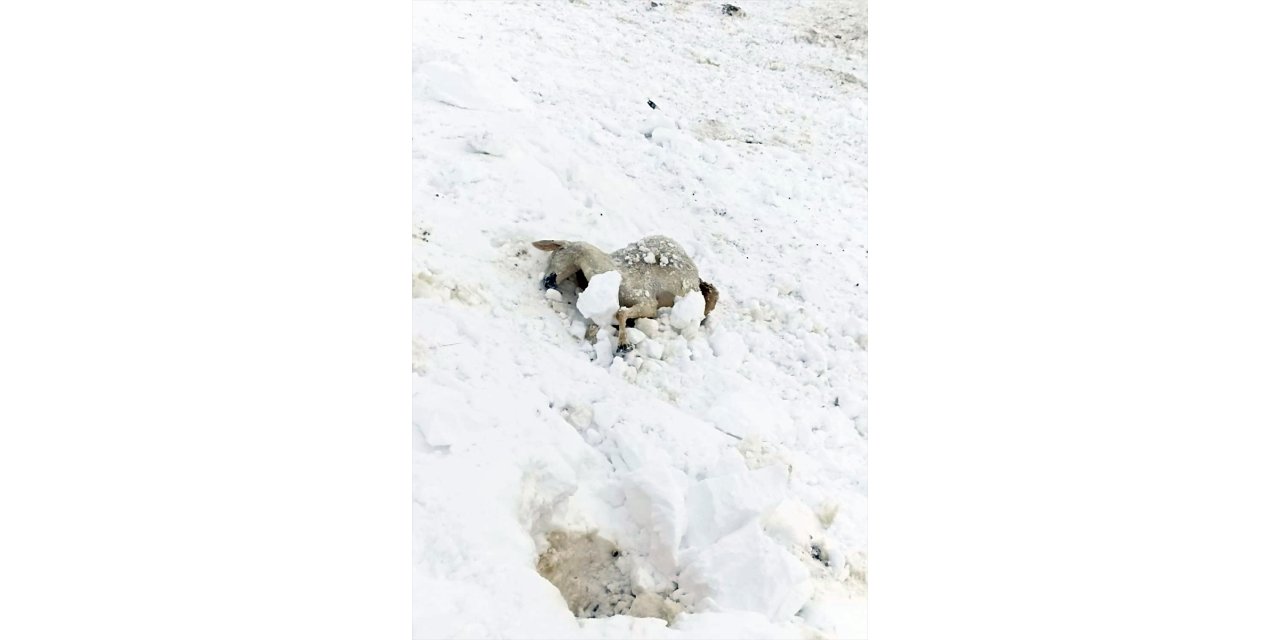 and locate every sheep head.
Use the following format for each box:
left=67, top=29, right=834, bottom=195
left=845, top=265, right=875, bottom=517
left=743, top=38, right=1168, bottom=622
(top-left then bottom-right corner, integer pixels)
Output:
left=532, top=239, right=613, bottom=291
